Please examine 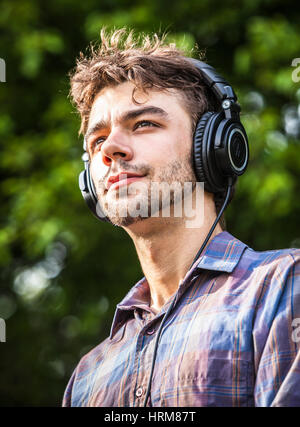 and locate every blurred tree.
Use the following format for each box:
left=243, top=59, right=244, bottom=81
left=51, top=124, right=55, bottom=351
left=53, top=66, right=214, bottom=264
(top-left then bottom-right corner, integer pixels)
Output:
left=0, top=0, right=299, bottom=406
